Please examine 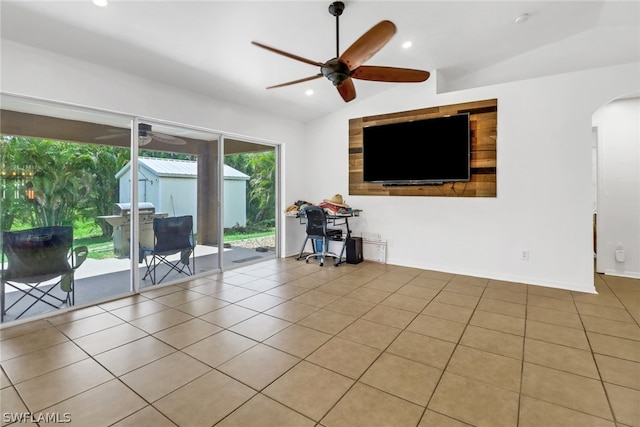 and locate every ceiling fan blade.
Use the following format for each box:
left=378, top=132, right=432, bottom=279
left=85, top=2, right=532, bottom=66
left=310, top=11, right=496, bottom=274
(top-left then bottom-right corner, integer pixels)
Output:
left=339, top=20, right=396, bottom=71
left=337, top=78, right=356, bottom=102
left=252, top=41, right=324, bottom=67
left=149, top=132, right=186, bottom=145
left=352, top=66, right=430, bottom=83
left=266, top=74, right=323, bottom=89
left=95, top=133, right=127, bottom=141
